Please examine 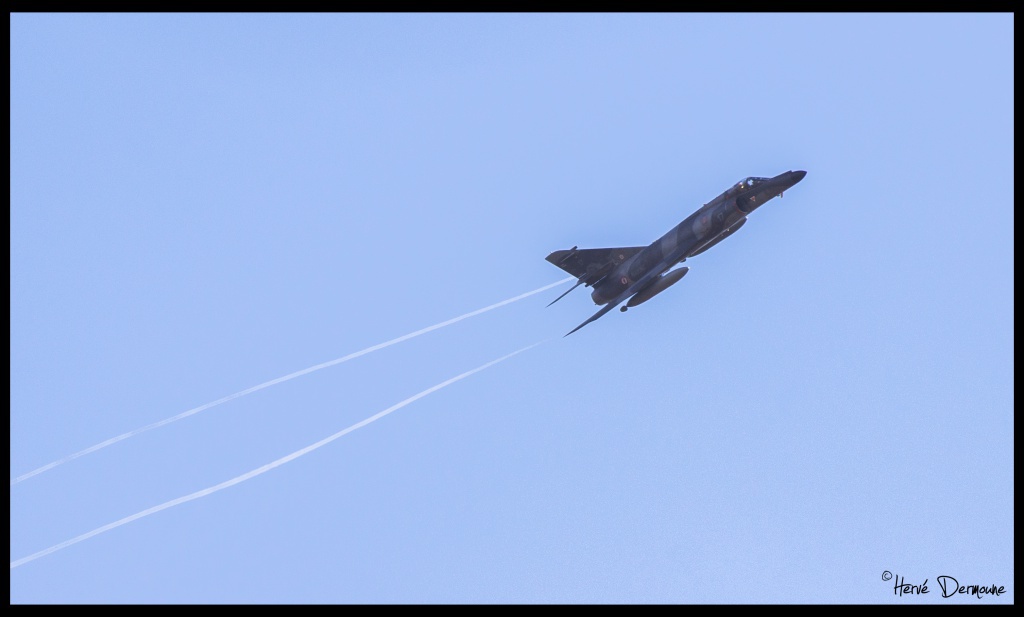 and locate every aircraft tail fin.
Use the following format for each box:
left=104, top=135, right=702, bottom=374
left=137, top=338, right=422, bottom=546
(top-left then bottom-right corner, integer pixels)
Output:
left=545, top=247, right=646, bottom=281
